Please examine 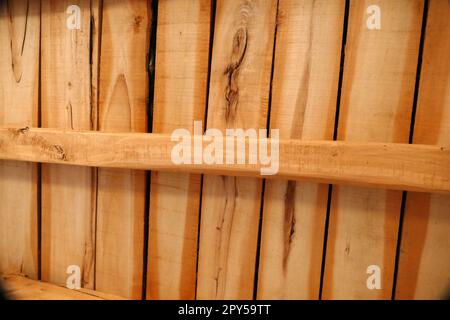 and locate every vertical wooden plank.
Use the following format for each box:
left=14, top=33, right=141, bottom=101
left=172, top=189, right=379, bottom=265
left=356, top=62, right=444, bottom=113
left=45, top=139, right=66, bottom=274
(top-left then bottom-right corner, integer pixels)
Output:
left=146, top=0, right=211, bottom=300
left=196, top=0, right=277, bottom=300
left=396, top=0, right=450, bottom=300
left=0, top=0, right=40, bottom=278
left=95, top=0, right=150, bottom=299
left=322, top=0, right=423, bottom=299
left=257, top=0, right=345, bottom=299
left=41, top=0, right=95, bottom=288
